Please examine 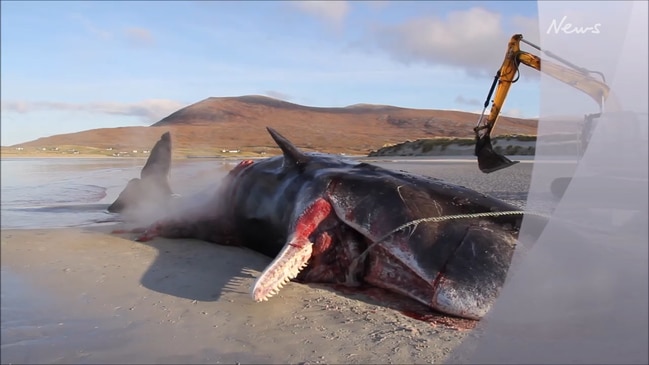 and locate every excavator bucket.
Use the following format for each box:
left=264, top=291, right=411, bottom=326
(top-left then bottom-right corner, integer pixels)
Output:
left=475, top=135, right=519, bottom=173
